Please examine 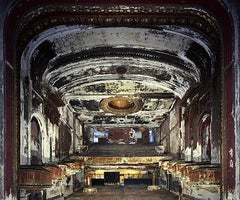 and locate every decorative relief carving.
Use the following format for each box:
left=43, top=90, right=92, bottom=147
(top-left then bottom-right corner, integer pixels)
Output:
left=16, top=4, right=219, bottom=53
